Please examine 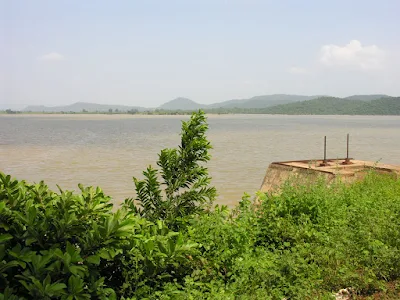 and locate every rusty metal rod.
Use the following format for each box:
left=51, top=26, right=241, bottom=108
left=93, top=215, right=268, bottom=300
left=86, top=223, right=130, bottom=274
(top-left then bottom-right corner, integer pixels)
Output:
left=319, top=136, right=330, bottom=166
left=342, top=133, right=352, bottom=165
left=319, top=136, right=331, bottom=167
